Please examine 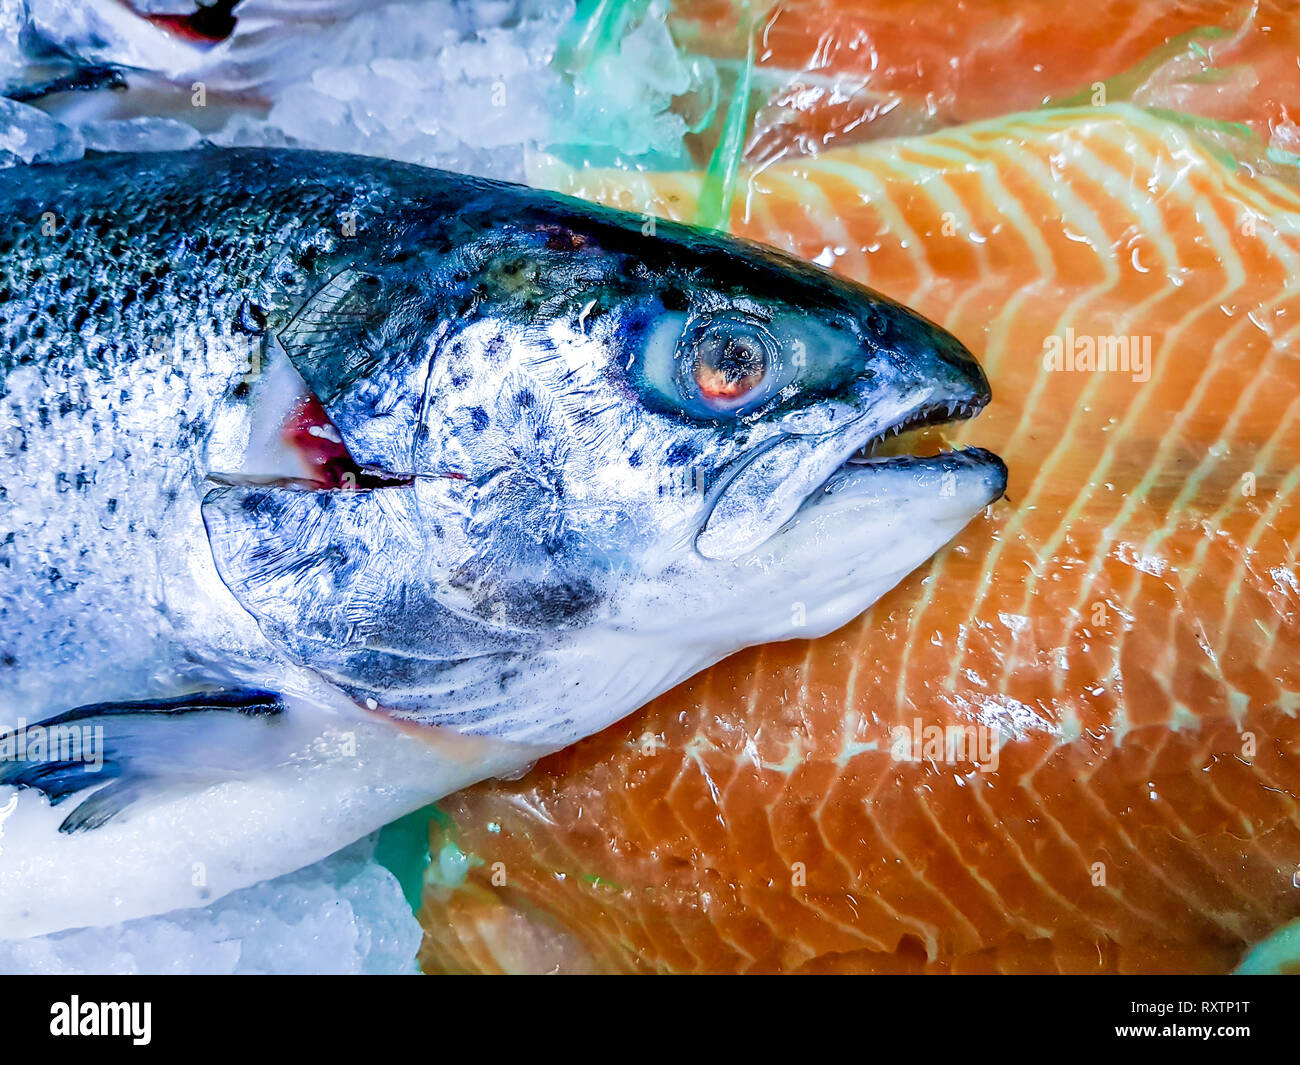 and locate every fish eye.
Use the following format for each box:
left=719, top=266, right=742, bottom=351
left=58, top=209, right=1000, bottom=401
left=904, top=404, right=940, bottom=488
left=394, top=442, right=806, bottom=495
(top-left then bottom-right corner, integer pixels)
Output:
left=685, top=317, right=775, bottom=412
